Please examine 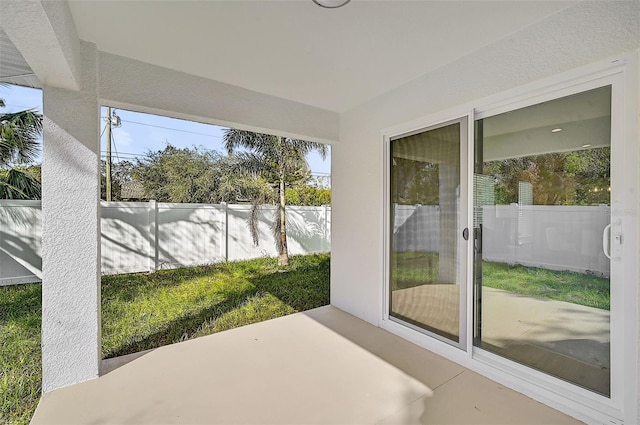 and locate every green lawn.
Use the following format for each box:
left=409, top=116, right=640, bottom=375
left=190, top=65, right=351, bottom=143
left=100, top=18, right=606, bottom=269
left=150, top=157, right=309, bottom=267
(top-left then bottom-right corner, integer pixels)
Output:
left=390, top=251, right=439, bottom=290
left=482, top=261, right=610, bottom=310
left=391, top=252, right=609, bottom=310
left=0, top=254, right=330, bottom=425
left=0, top=283, right=41, bottom=425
